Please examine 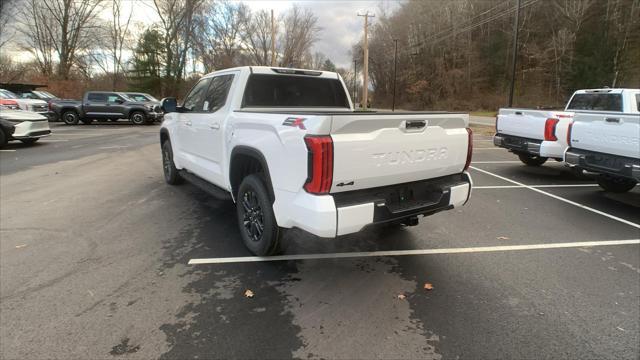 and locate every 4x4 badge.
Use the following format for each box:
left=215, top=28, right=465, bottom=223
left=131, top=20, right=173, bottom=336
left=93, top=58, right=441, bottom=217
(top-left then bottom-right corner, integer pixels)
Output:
left=282, top=117, right=306, bottom=130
